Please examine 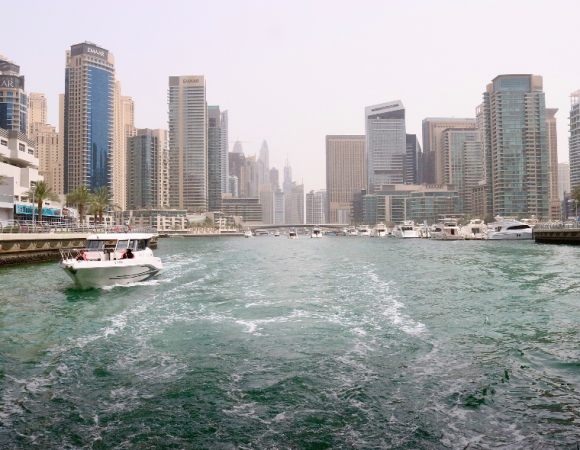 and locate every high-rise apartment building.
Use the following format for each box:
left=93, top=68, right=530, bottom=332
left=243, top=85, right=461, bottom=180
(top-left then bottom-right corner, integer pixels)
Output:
left=220, top=110, right=228, bottom=193
left=258, top=140, right=270, bottom=185
left=306, top=189, right=326, bottom=224
left=481, top=74, right=549, bottom=218
left=546, top=108, right=558, bottom=201
left=228, top=175, right=239, bottom=198
left=274, top=189, right=285, bottom=224
left=569, top=90, right=580, bottom=190
left=207, top=105, right=222, bottom=212
left=422, top=118, right=476, bottom=184
left=259, top=183, right=274, bottom=224
left=228, top=151, right=245, bottom=197
left=126, top=129, right=169, bottom=210
left=31, top=123, right=63, bottom=194
left=240, top=156, right=259, bottom=198
left=270, top=167, right=279, bottom=189
left=325, top=135, right=366, bottom=223
left=441, top=128, right=483, bottom=214
left=0, top=57, right=27, bottom=134
left=28, top=93, right=47, bottom=133
left=168, top=75, right=207, bottom=210
left=283, top=158, right=295, bottom=194
left=405, top=134, right=422, bottom=185
left=112, top=81, right=135, bottom=210
left=64, top=42, right=115, bottom=194
left=558, top=162, right=570, bottom=200
left=365, top=100, right=406, bottom=191
left=286, top=184, right=304, bottom=224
